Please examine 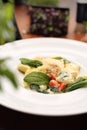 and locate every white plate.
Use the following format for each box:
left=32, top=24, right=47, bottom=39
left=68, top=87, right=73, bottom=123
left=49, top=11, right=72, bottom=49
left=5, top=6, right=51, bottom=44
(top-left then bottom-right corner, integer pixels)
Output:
left=0, top=38, right=87, bottom=116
